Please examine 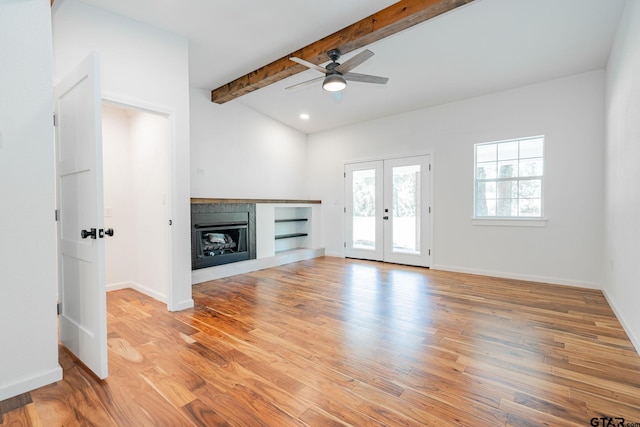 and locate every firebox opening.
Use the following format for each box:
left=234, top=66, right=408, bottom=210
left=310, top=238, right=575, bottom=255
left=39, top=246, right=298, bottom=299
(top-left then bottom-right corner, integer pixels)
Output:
left=191, top=208, right=256, bottom=270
